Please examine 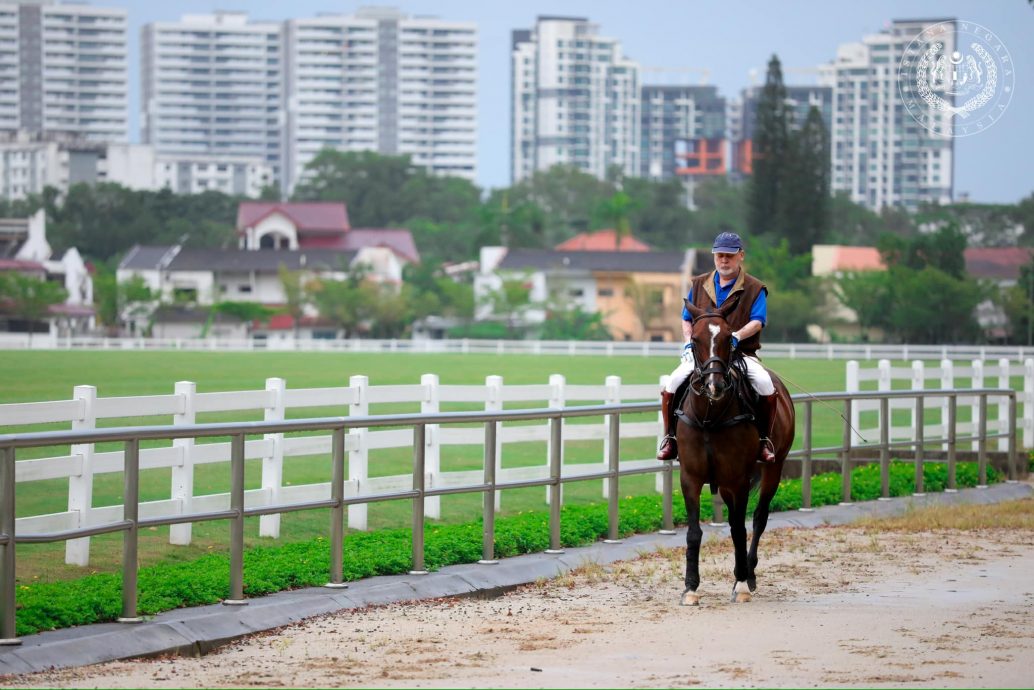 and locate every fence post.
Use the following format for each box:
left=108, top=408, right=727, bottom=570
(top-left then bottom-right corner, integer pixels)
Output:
left=259, top=377, right=285, bottom=538
left=846, top=360, right=859, bottom=447
left=545, top=416, right=564, bottom=554
left=1, top=447, right=18, bottom=645
left=877, top=359, right=891, bottom=441
left=421, top=374, right=441, bottom=520
left=913, top=394, right=925, bottom=496
left=978, top=394, right=988, bottom=488
left=971, top=359, right=984, bottom=451
left=940, top=359, right=953, bottom=451
left=66, top=385, right=96, bottom=566
left=1025, top=359, right=1034, bottom=448
left=223, top=433, right=247, bottom=605
left=800, top=401, right=813, bottom=511
left=326, top=427, right=347, bottom=588
left=410, top=424, right=428, bottom=575
left=169, top=381, right=196, bottom=545
left=998, top=358, right=1010, bottom=452
left=910, top=361, right=924, bottom=448
left=486, top=375, right=503, bottom=513
left=656, top=374, right=669, bottom=494
left=604, top=411, right=621, bottom=543
left=348, top=375, right=369, bottom=531
left=118, top=438, right=142, bottom=623
left=547, top=374, right=565, bottom=506
left=479, top=421, right=498, bottom=564
left=947, top=394, right=958, bottom=491
left=879, top=396, right=890, bottom=500
left=840, top=398, right=853, bottom=504
left=1008, top=394, right=1018, bottom=482
left=603, top=375, right=621, bottom=499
